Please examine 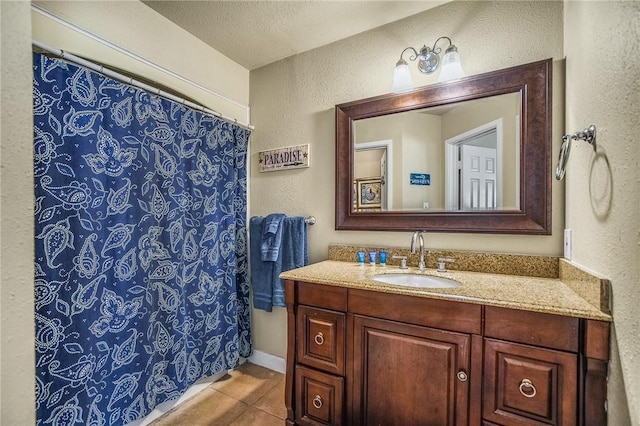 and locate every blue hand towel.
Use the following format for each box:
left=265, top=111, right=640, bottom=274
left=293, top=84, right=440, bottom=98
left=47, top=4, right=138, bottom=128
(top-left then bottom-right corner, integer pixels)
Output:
left=261, top=213, right=285, bottom=261
left=273, top=216, right=309, bottom=307
left=250, top=216, right=281, bottom=312
left=250, top=215, right=309, bottom=312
